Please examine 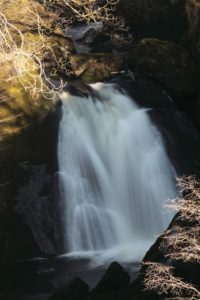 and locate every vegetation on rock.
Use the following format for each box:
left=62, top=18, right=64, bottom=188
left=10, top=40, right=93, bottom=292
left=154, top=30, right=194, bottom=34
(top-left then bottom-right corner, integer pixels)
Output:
left=142, top=176, right=200, bottom=299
